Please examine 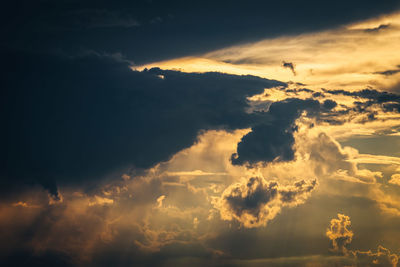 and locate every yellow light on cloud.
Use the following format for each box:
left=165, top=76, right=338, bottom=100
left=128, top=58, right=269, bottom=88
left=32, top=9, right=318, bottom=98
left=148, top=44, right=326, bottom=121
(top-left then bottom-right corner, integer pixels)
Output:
left=135, top=12, right=400, bottom=92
